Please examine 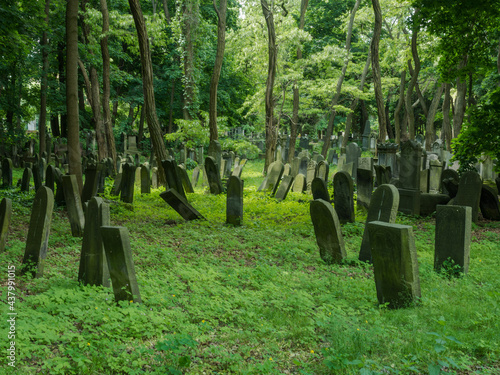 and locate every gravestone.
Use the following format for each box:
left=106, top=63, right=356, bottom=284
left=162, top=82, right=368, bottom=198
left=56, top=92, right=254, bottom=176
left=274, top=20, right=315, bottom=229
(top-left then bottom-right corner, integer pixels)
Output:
left=377, top=143, right=399, bottom=177
left=205, top=156, right=223, bottom=195
left=275, top=175, right=294, bottom=202
left=420, top=169, right=430, bottom=193
left=160, top=189, right=205, bottom=220
left=62, top=175, right=85, bottom=237
left=367, top=221, right=421, bottom=308
left=327, top=149, right=337, bottom=165
left=291, top=157, right=300, bottom=177
left=283, top=163, right=291, bottom=177
left=226, top=176, right=243, bottom=226
left=442, top=178, right=459, bottom=198
left=346, top=143, right=361, bottom=181
left=120, top=163, right=137, bottom=204
left=480, top=185, right=500, bottom=220
left=53, top=168, right=65, bottom=206
left=357, top=168, right=374, bottom=210
left=454, top=171, right=482, bottom=223
left=265, top=161, right=285, bottom=196
left=208, top=140, right=222, bottom=175
left=112, top=173, right=123, bottom=196
left=374, top=165, right=391, bottom=186
left=298, top=156, right=309, bottom=176
left=333, top=171, right=355, bottom=223
left=419, top=193, right=451, bottom=216
left=79, top=197, right=110, bottom=286
left=82, top=163, right=104, bottom=204
left=291, top=173, right=306, bottom=193
left=435, top=205, right=471, bottom=274
left=358, top=157, right=373, bottom=172
left=140, top=164, right=151, bottom=194
left=310, top=199, right=346, bottom=264
left=359, top=184, right=399, bottom=262
left=315, top=161, right=329, bottom=182
left=441, top=169, right=459, bottom=195
left=311, top=177, right=330, bottom=202
left=161, top=159, right=186, bottom=199
left=21, top=167, right=32, bottom=192
left=429, top=160, right=443, bottom=193
left=45, top=165, right=57, bottom=192
left=1, top=158, right=13, bottom=187
left=399, top=140, right=422, bottom=190
left=191, top=166, right=201, bottom=187
left=32, top=163, right=43, bottom=192
left=177, top=164, right=194, bottom=194
left=134, top=166, right=142, bottom=188
left=21, top=187, right=54, bottom=278
left=0, top=198, right=12, bottom=252
left=101, top=226, right=142, bottom=303
left=306, top=160, right=317, bottom=193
